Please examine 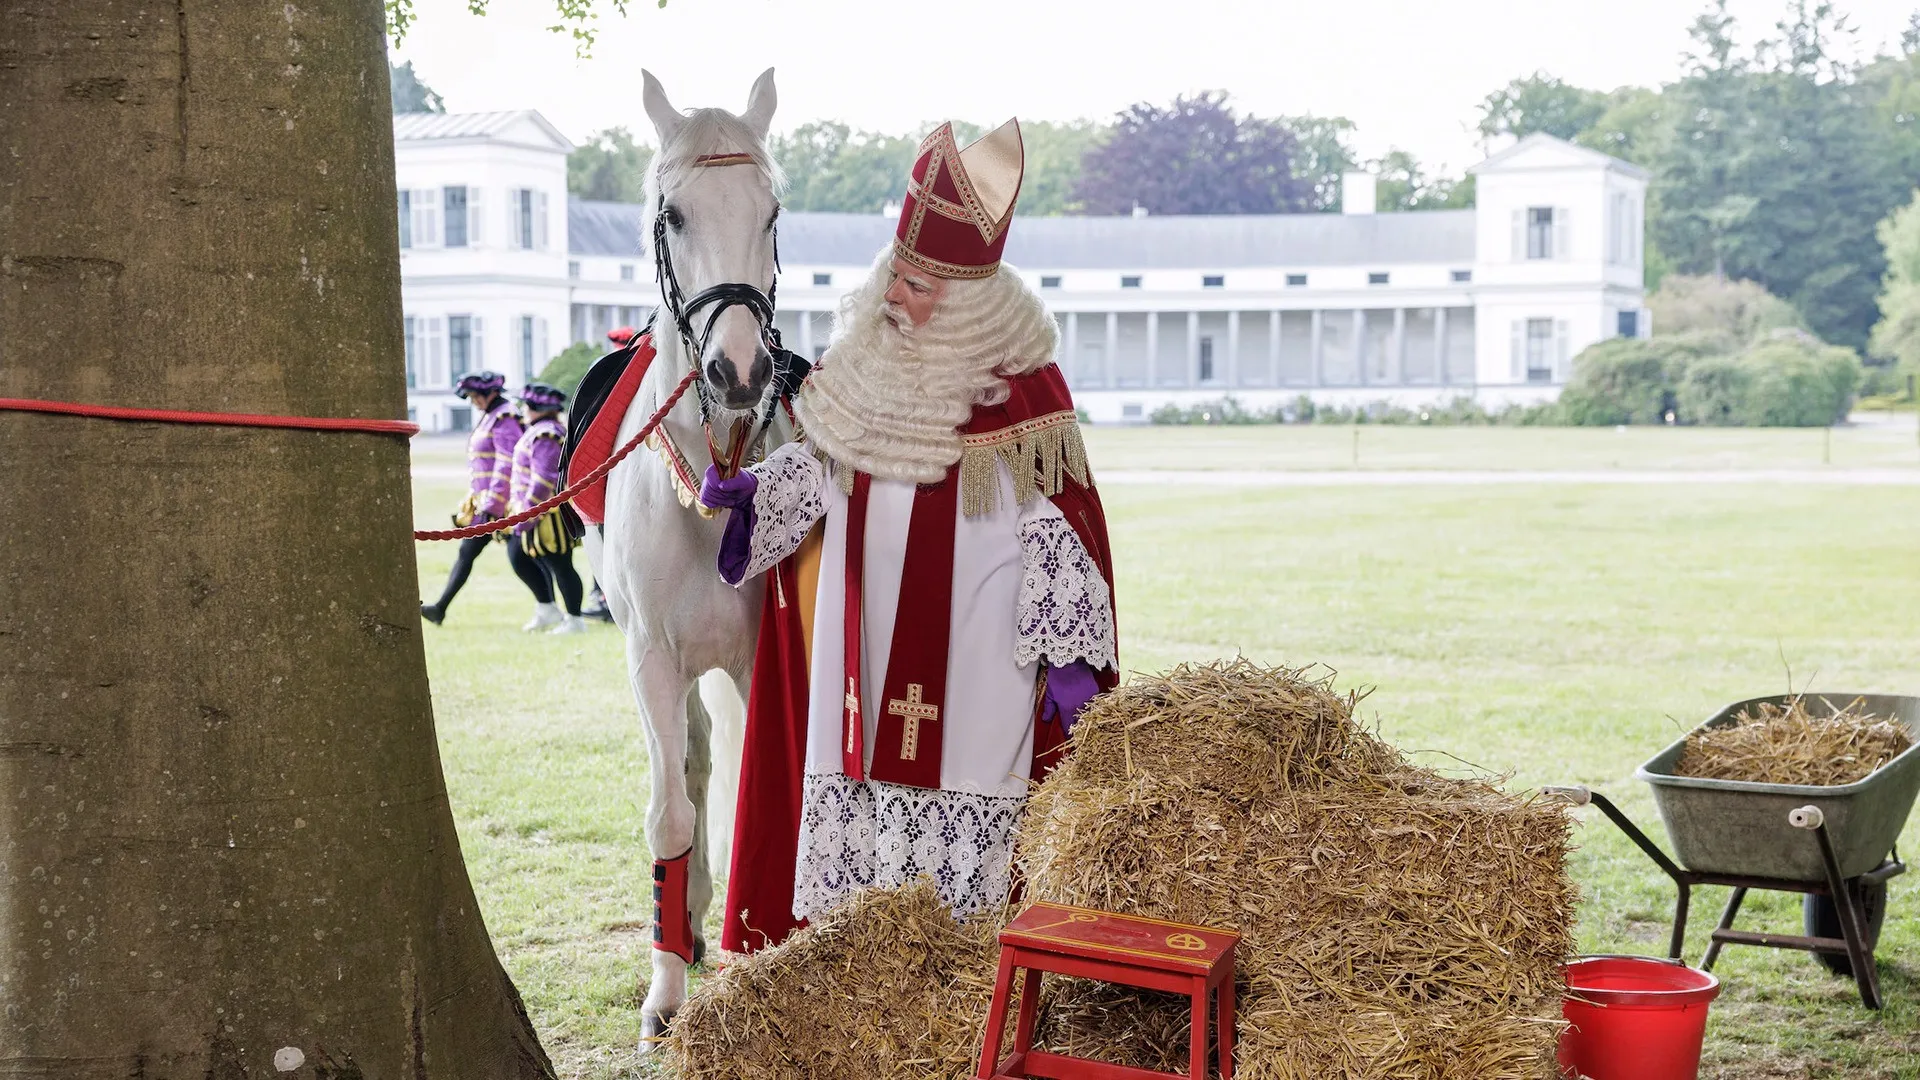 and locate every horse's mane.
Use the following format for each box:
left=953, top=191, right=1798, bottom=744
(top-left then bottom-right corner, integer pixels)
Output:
left=649, top=108, right=786, bottom=202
